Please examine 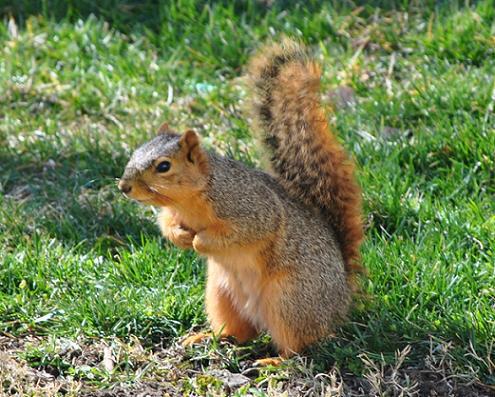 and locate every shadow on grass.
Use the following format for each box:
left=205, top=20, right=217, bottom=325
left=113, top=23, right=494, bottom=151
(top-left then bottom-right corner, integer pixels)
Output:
left=1, top=0, right=444, bottom=33
left=0, top=141, right=157, bottom=253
